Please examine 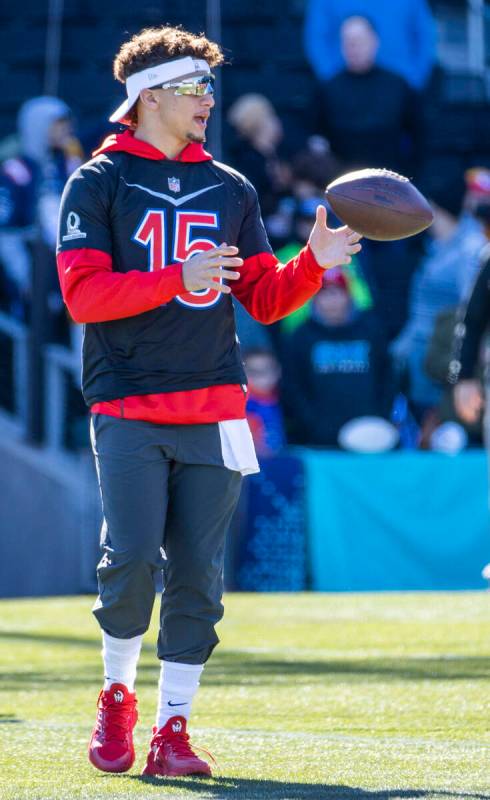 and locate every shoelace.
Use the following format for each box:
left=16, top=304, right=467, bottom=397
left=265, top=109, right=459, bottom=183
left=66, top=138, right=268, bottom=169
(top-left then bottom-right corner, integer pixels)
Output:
left=97, top=698, right=135, bottom=742
left=154, top=730, right=217, bottom=766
